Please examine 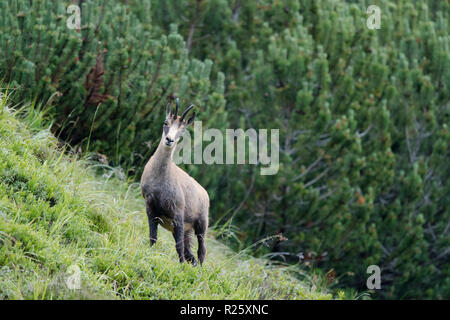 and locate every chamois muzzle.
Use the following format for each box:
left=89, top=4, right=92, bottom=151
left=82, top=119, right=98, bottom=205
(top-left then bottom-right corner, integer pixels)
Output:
left=165, top=136, right=174, bottom=146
